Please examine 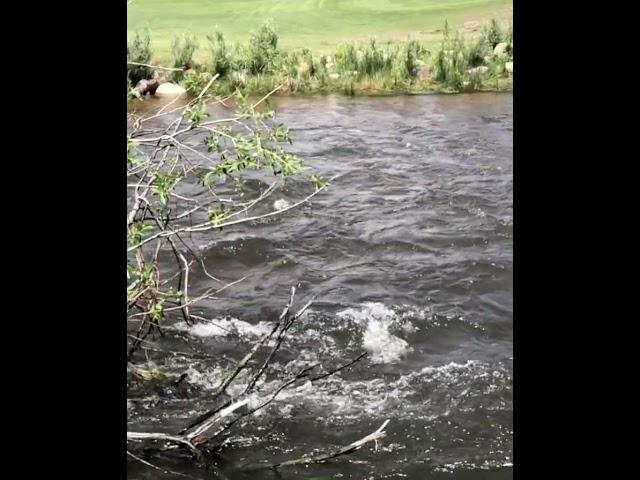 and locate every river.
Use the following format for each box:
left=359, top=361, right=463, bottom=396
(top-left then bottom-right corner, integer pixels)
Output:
left=127, top=92, right=513, bottom=479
